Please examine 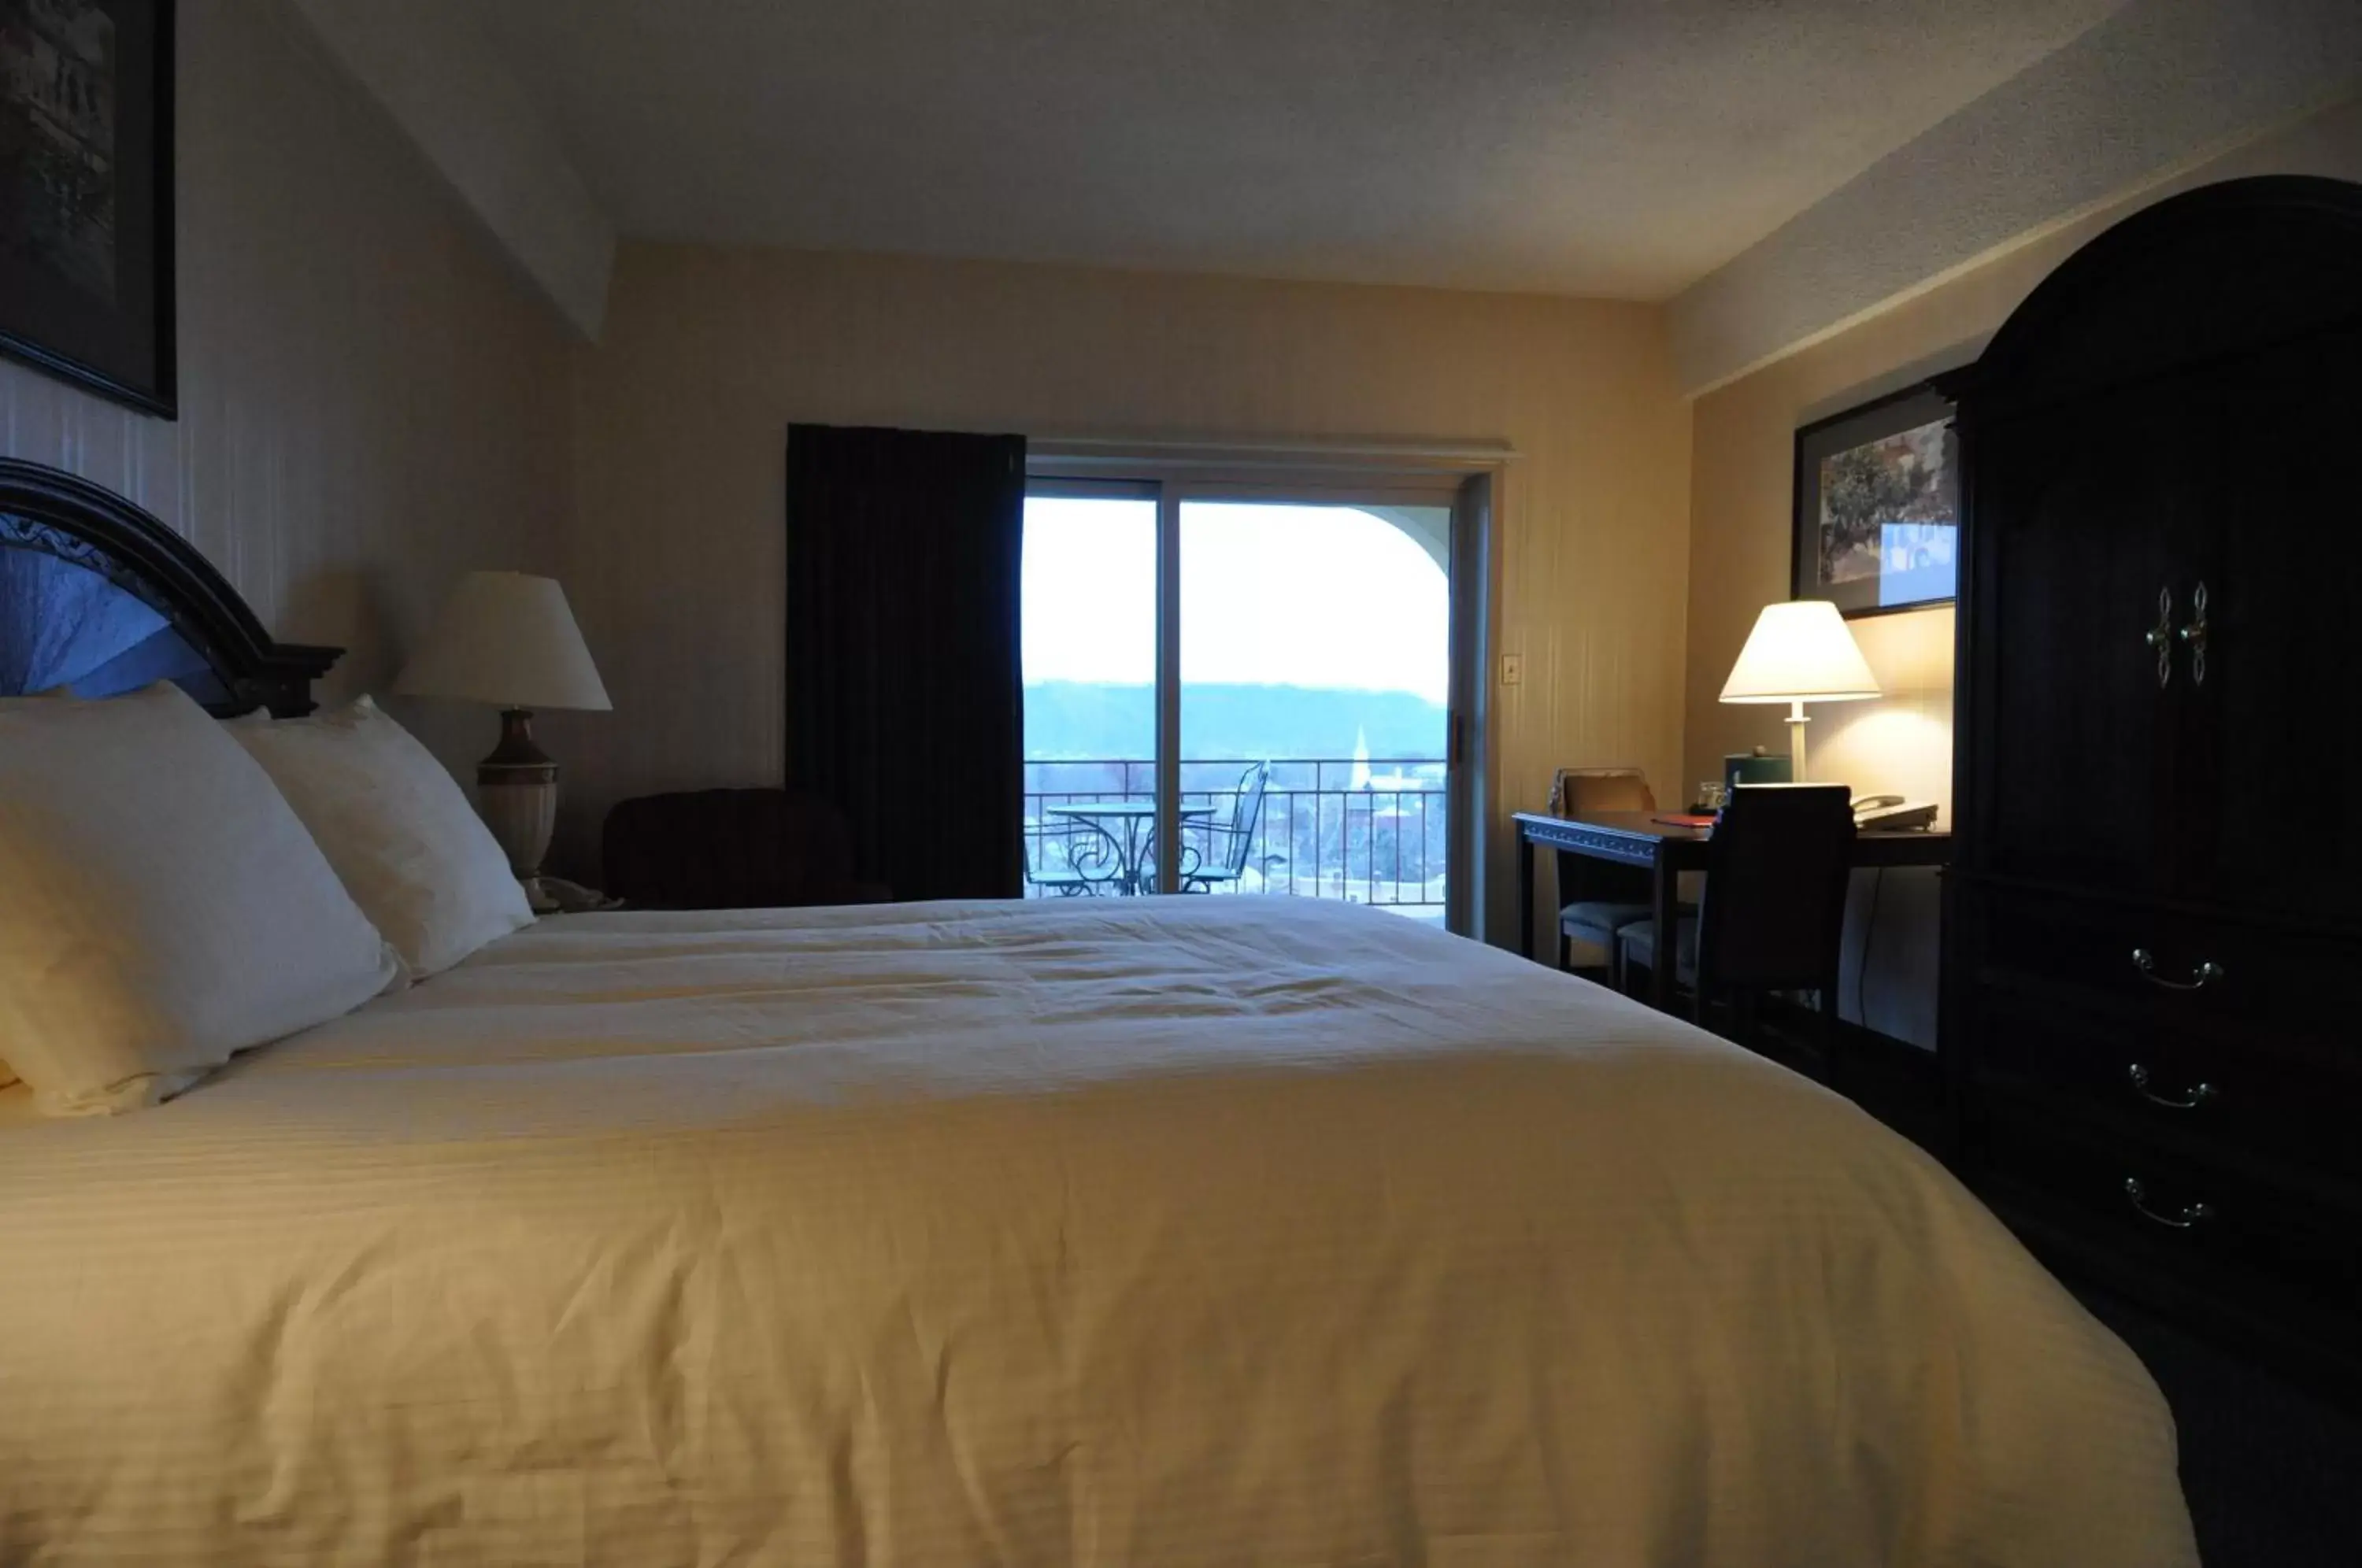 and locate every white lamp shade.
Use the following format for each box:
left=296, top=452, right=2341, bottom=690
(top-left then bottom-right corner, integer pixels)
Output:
left=1719, top=600, right=1882, bottom=704
left=395, top=571, right=612, bottom=712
